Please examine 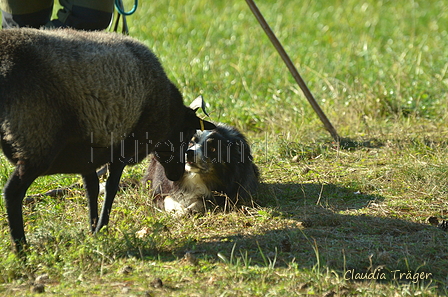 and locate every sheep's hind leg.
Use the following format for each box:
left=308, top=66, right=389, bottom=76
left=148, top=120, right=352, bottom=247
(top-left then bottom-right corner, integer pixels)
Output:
left=95, top=162, right=127, bottom=233
left=4, top=164, right=42, bottom=253
left=82, top=172, right=100, bottom=233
